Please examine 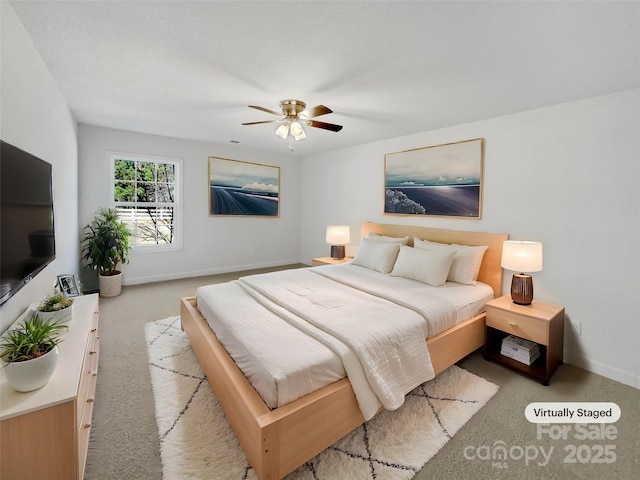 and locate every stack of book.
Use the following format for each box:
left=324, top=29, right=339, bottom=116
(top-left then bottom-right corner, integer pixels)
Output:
left=501, top=334, right=540, bottom=365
